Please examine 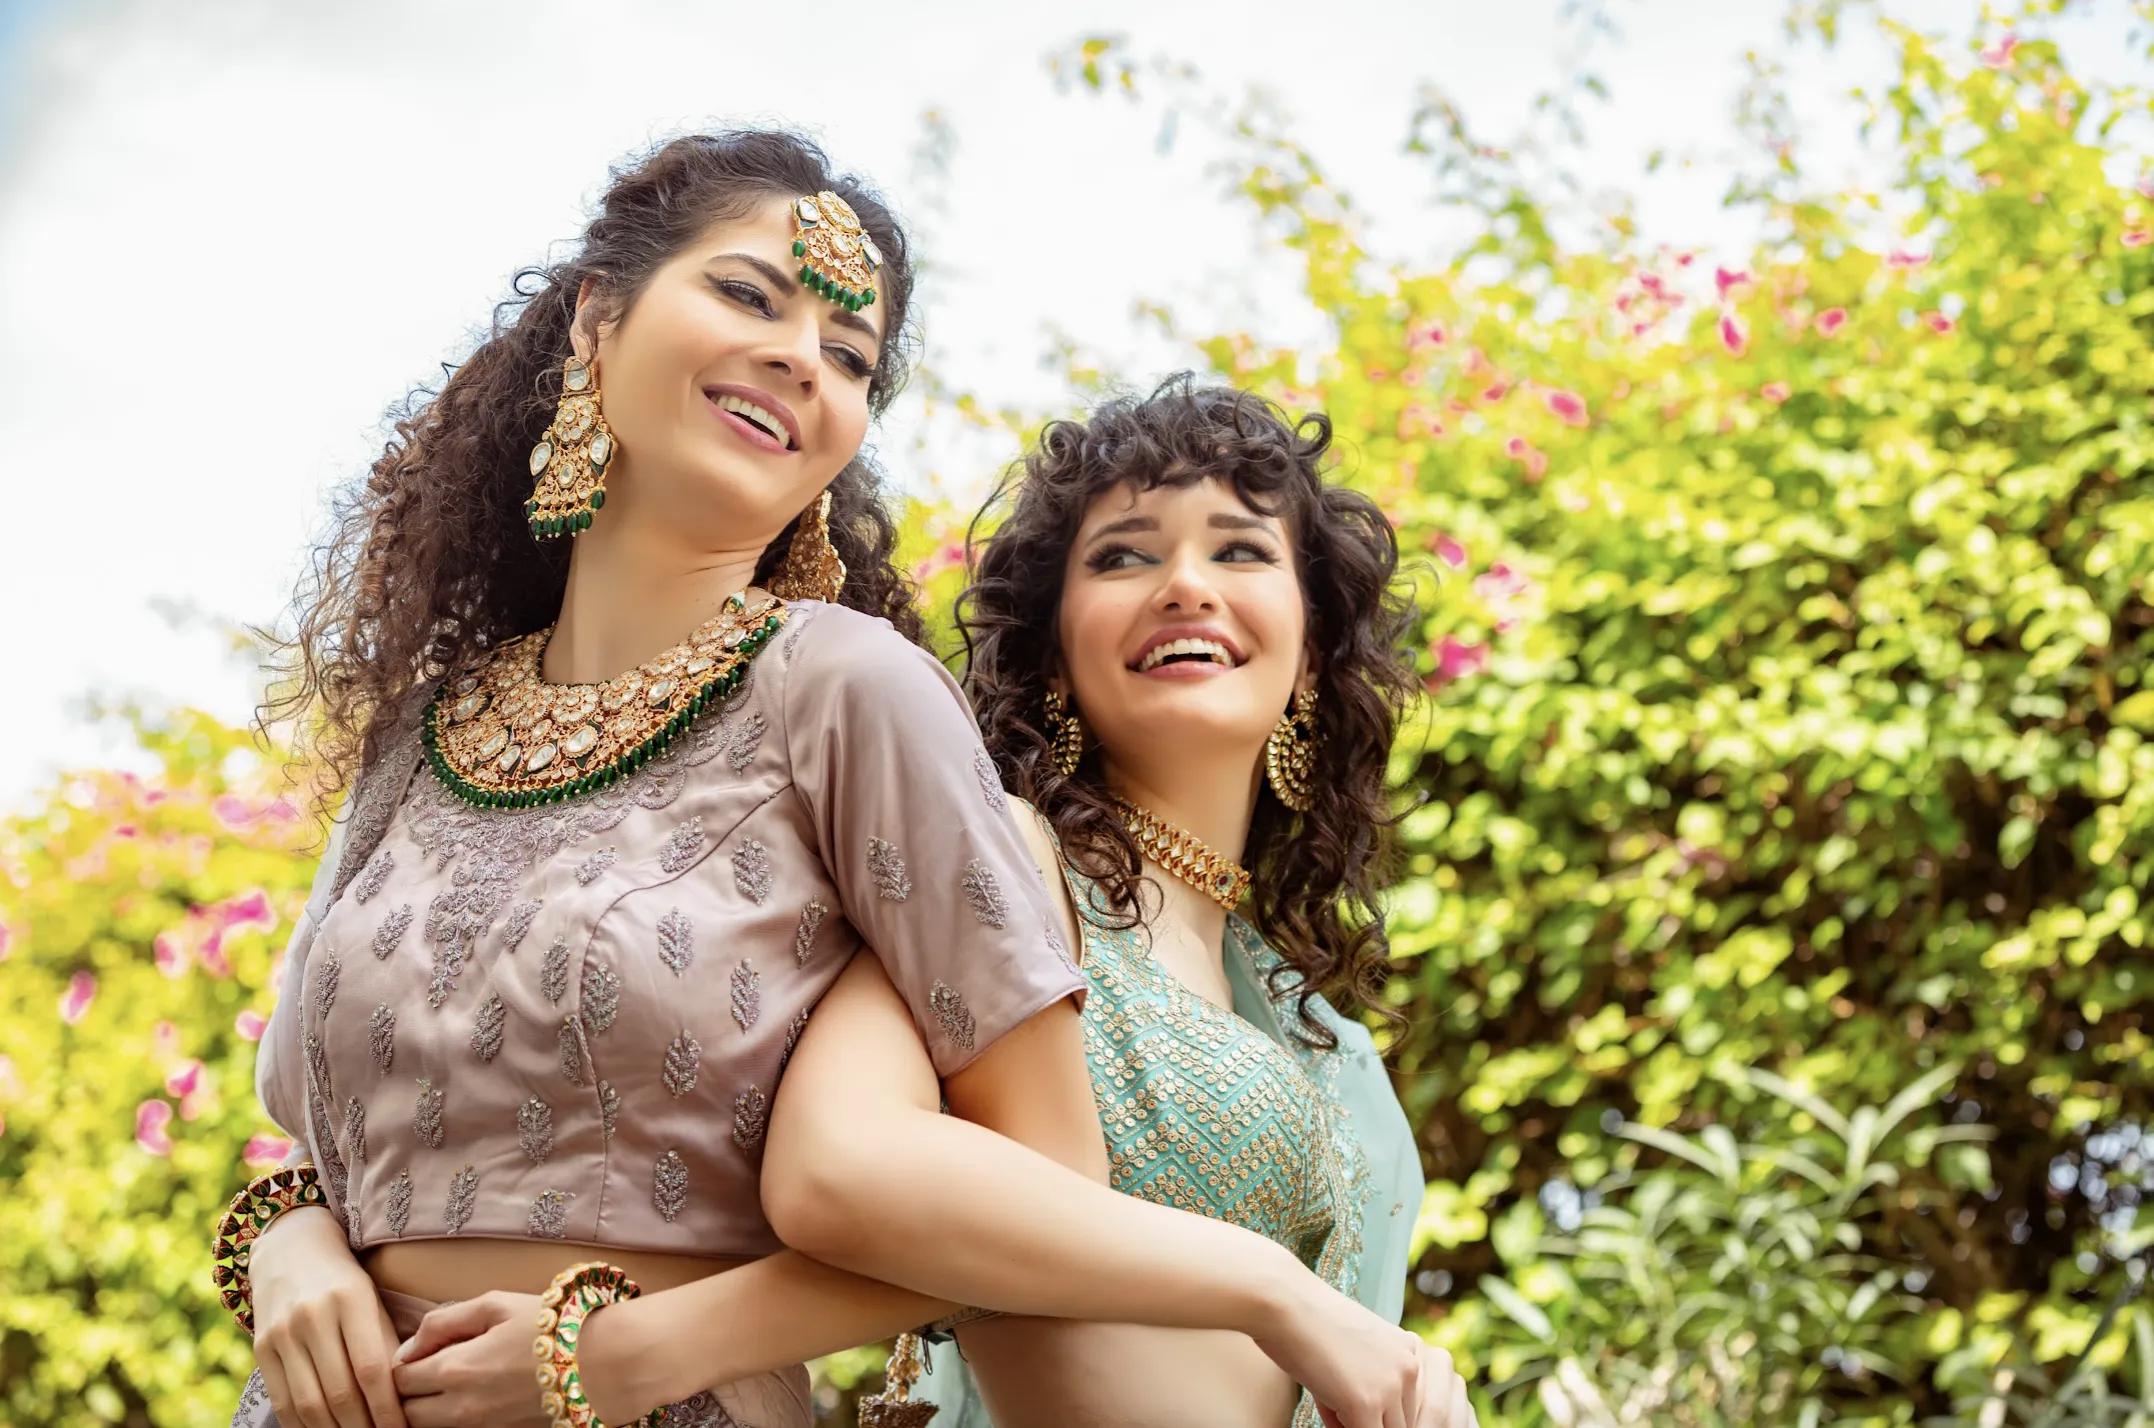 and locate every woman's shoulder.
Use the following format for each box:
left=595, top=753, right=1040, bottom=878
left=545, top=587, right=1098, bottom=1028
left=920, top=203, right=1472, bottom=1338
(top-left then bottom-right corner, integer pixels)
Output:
left=778, top=599, right=955, bottom=695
